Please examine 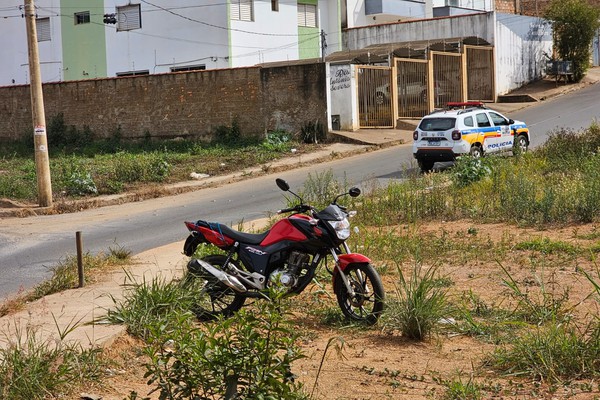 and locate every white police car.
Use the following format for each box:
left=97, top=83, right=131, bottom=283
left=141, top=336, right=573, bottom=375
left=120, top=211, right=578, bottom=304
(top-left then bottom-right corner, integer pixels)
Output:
left=412, top=102, right=530, bottom=172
